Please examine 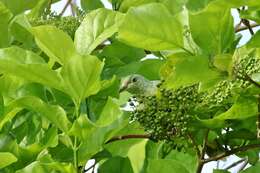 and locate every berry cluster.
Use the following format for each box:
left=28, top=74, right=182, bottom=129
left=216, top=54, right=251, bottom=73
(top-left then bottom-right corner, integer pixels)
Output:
left=130, top=84, right=201, bottom=141
left=233, top=55, right=260, bottom=81
left=30, top=11, right=83, bottom=39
